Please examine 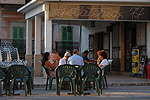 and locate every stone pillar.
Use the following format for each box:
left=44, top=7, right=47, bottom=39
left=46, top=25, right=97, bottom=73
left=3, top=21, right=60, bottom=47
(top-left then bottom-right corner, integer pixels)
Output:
left=25, top=19, right=33, bottom=66
left=44, top=4, right=52, bottom=52
left=120, top=22, right=125, bottom=72
left=34, top=16, right=42, bottom=77
left=147, top=23, right=150, bottom=61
